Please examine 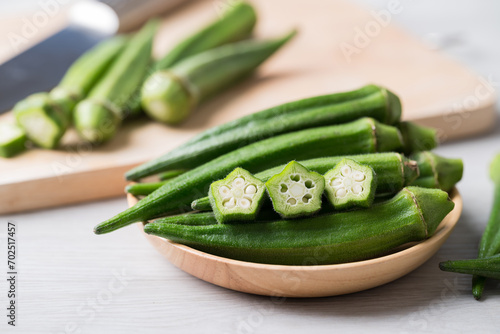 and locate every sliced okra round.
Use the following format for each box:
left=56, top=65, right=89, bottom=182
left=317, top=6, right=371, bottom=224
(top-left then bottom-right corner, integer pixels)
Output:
left=265, top=161, right=325, bottom=219
left=13, top=92, right=69, bottom=149
left=324, top=158, right=377, bottom=210
left=209, top=168, right=265, bottom=224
